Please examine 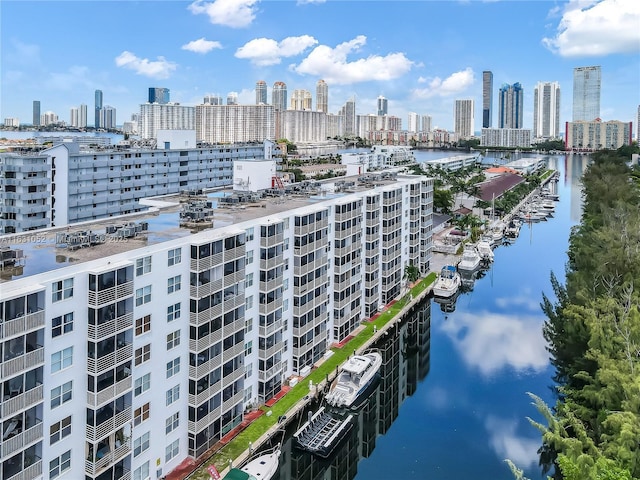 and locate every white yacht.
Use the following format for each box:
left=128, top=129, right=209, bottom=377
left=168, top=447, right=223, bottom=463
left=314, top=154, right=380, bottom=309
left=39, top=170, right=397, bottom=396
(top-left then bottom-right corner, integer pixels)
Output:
left=432, top=265, right=462, bottom=298
left=224, top=445, right=281, bottom=480
left=504, top=220, right=521, bottom=239
left=457, top=246, right=481, bottom=273
left=325, top=351, right=383, bottom=408
left=476, top=241, right=494, bottom=263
